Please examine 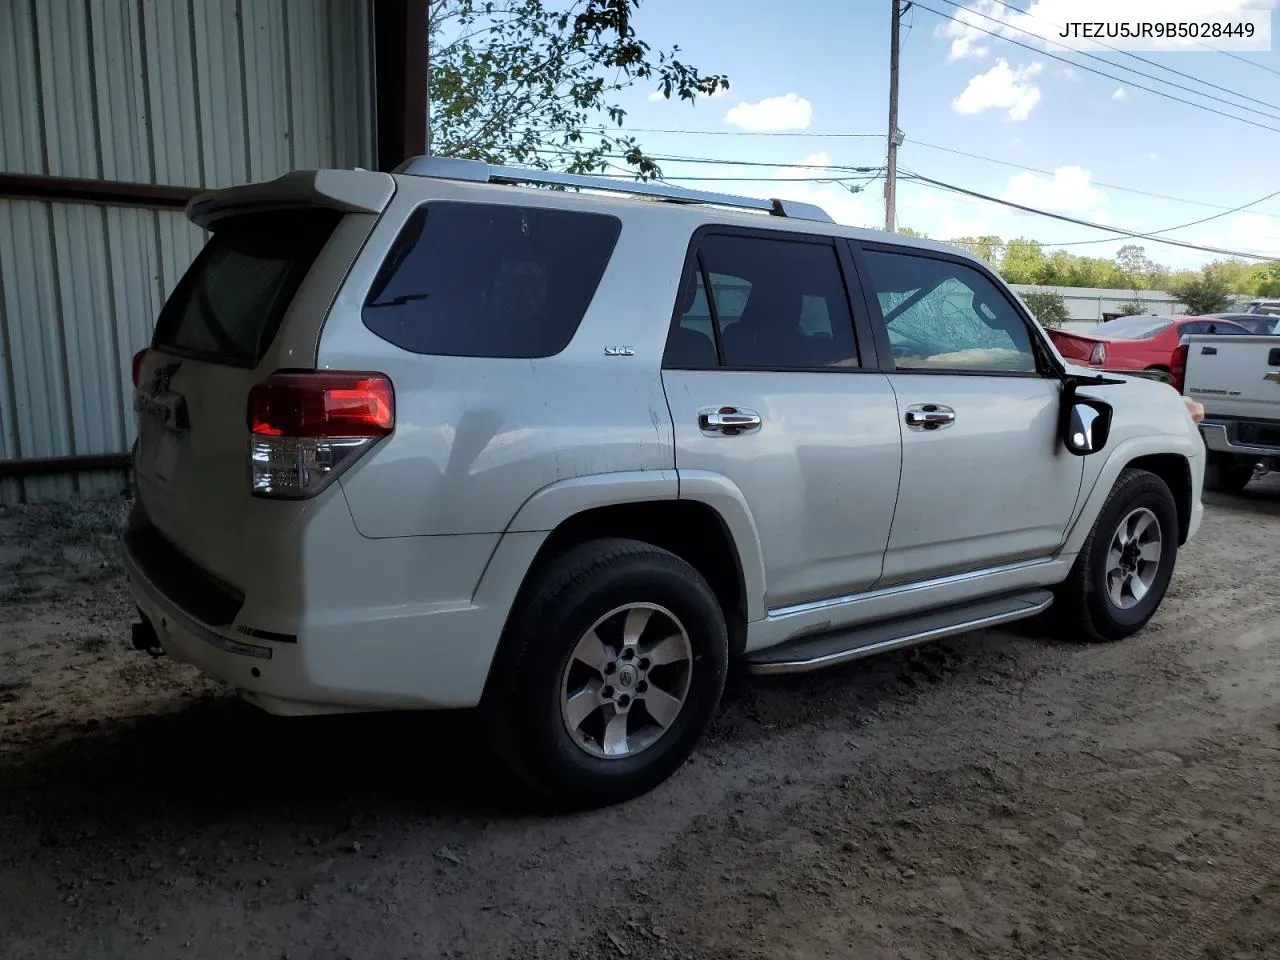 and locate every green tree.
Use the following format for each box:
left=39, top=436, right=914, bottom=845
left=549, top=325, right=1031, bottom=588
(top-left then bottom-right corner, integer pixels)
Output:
left=1255, top=261, right=1280, bottom=298
left=897, top=227, right=929, bottom=238
left=1115, top=244, right=1154, bottom=290
left=950, top=235, right=1001, bottom=266
left=430, top=0, right=728, bottom=176
left=1170, top=270, right=1233, bottom=314
left=1001, top=238, right=1048, bottom=284
left=1117, top=300, right=1145, bottom=316
left=1019, top=289, right=1070, bottom=328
